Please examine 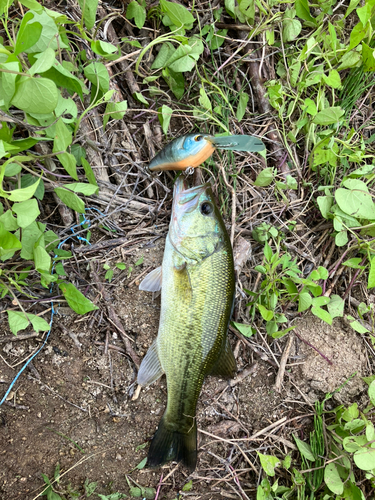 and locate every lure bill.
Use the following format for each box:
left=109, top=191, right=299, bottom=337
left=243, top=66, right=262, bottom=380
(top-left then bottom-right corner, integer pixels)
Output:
left=148, top=133, right=265, bottom=171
